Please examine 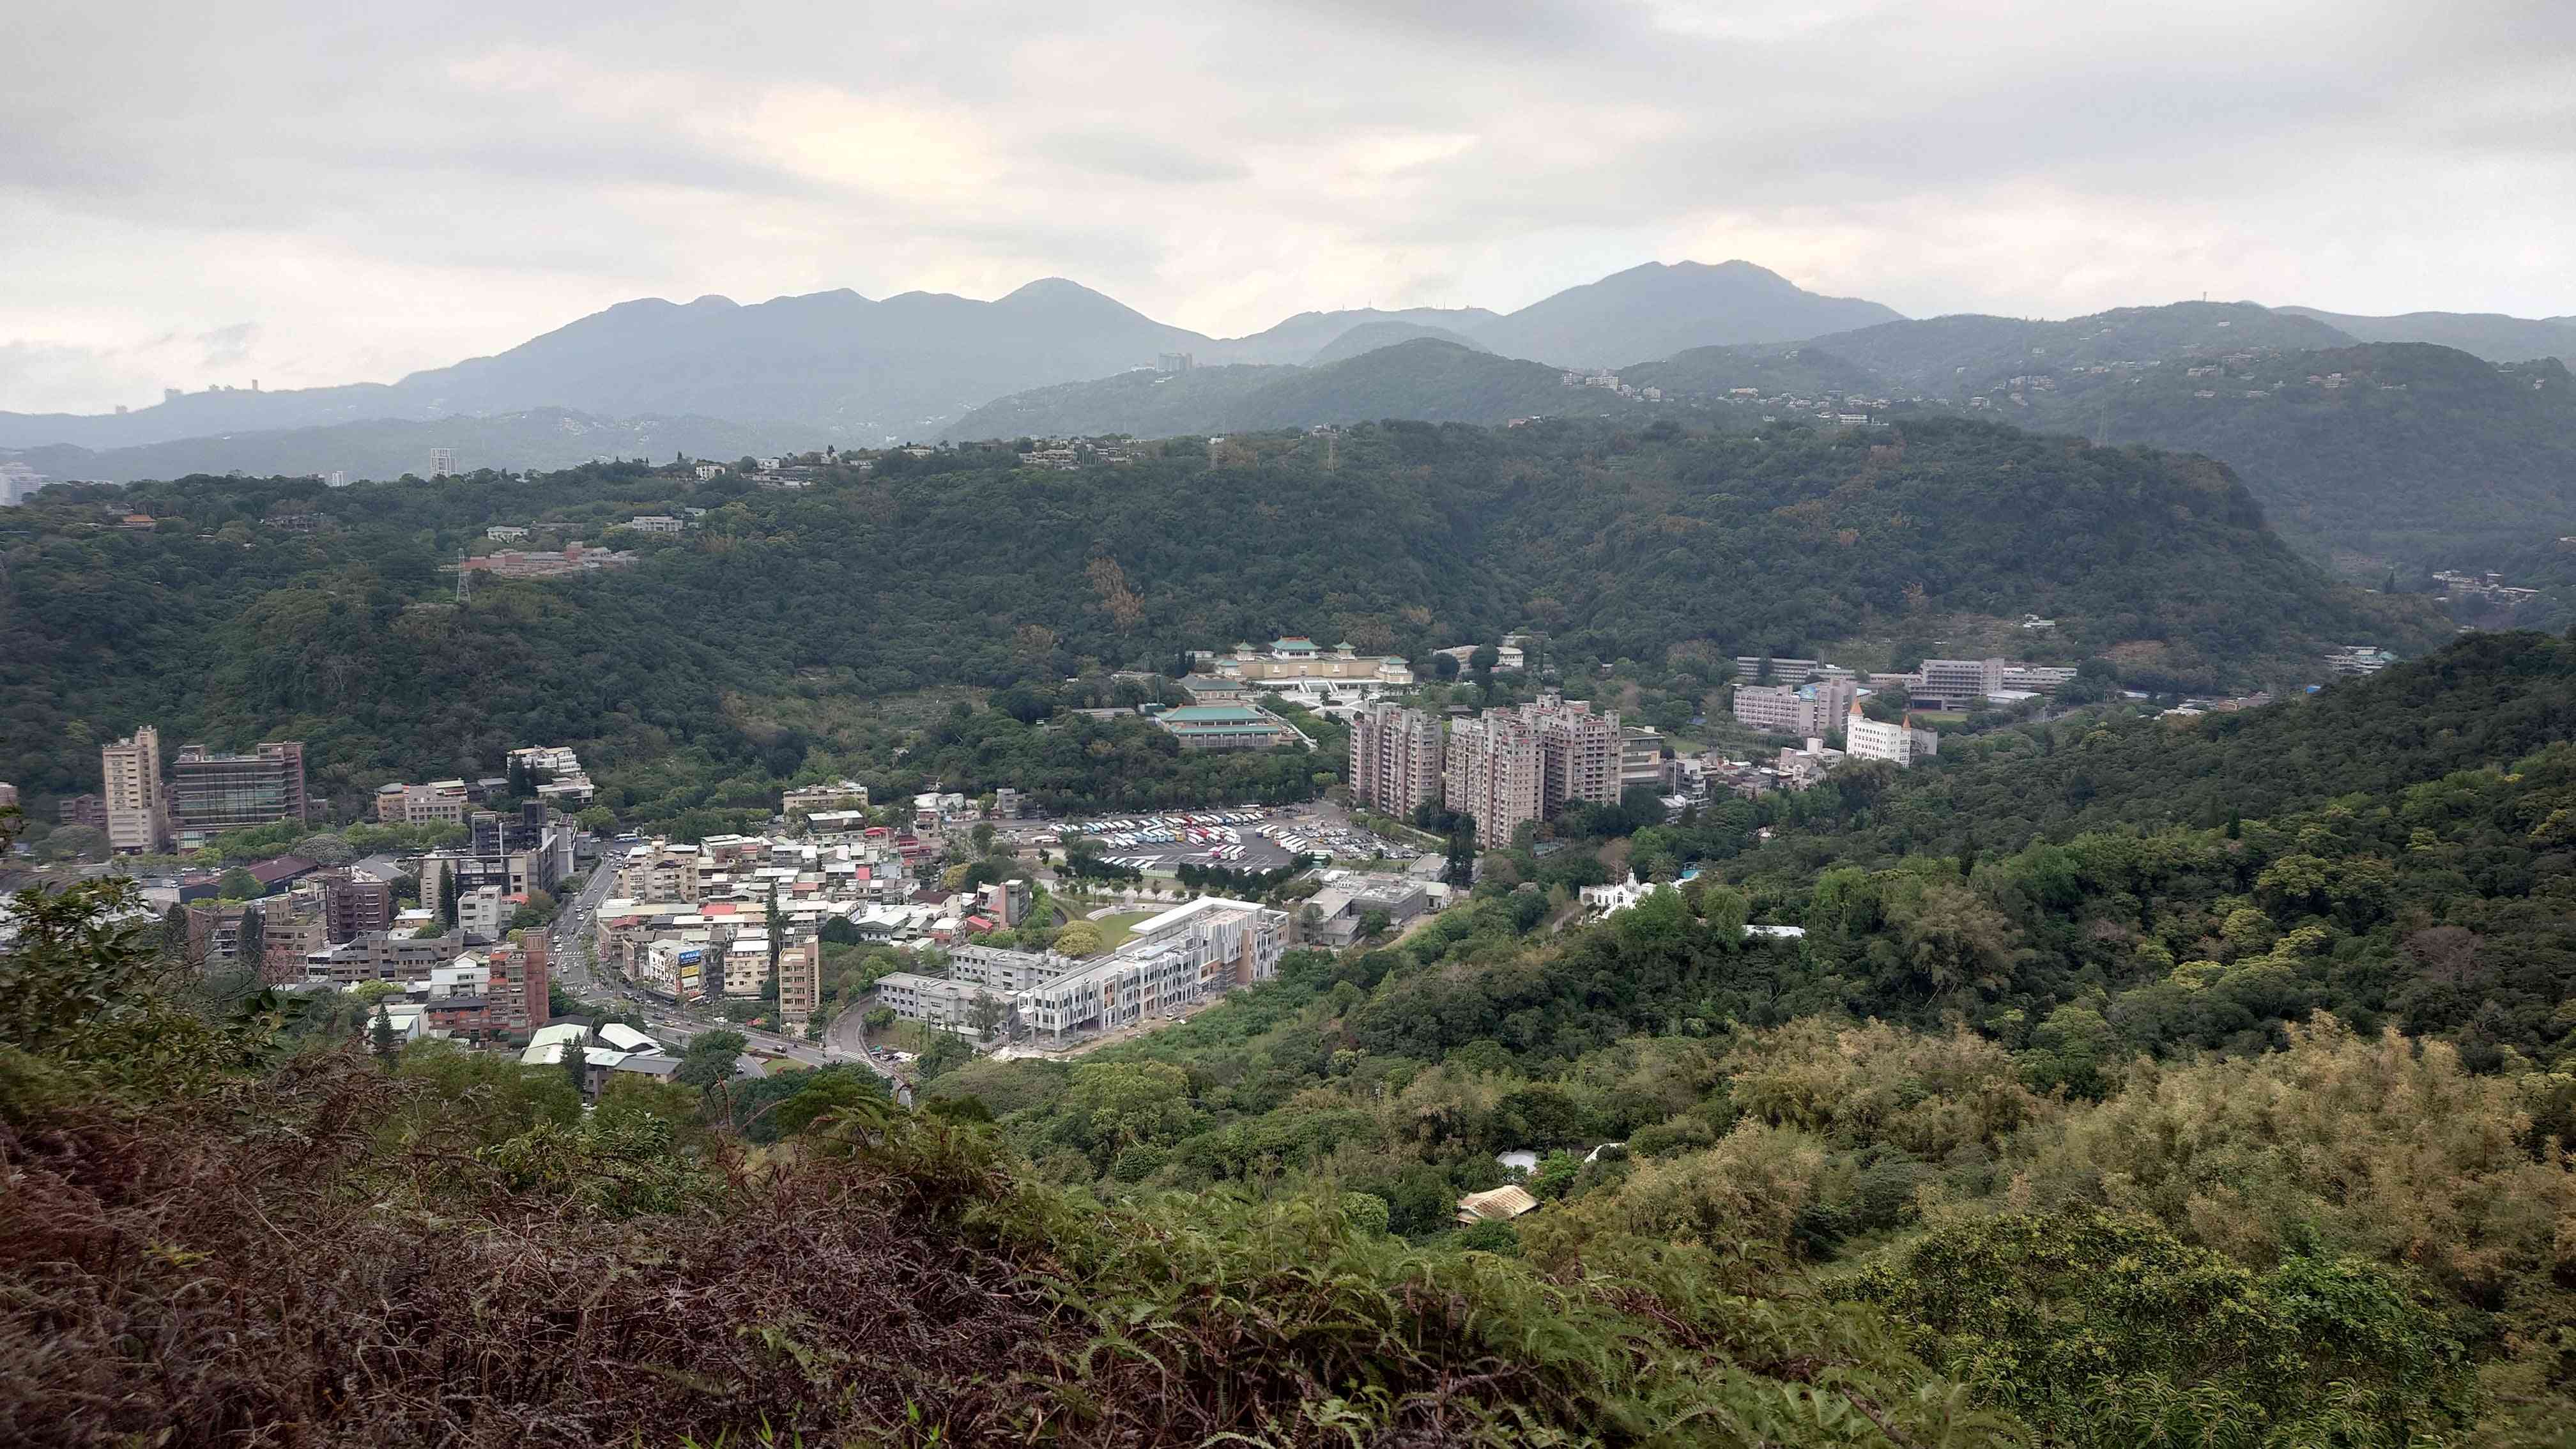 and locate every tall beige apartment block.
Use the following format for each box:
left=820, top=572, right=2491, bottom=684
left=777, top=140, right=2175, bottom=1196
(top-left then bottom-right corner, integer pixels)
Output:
left=1443, top=712, right=1542, bottom=849
left=1348, top=703, right=1445, bottom=815
left=1524, top=694, right=1621, bottom=813
left=101, top=725, right=166, bottom=854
